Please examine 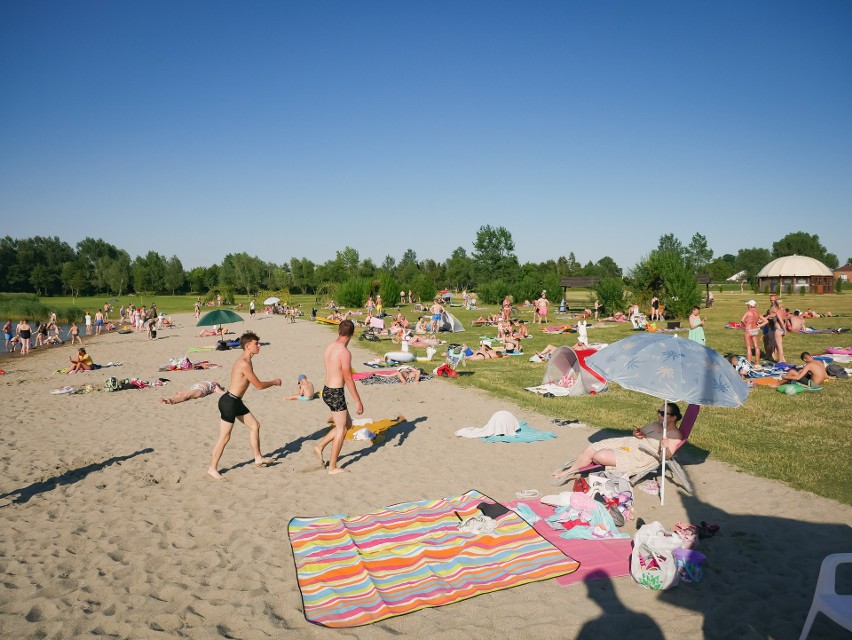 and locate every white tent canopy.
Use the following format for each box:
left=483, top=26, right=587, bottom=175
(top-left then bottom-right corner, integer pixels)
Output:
left=438, top=311, right=464, bottom=333
left=726, top=270, right=747, bottom=282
